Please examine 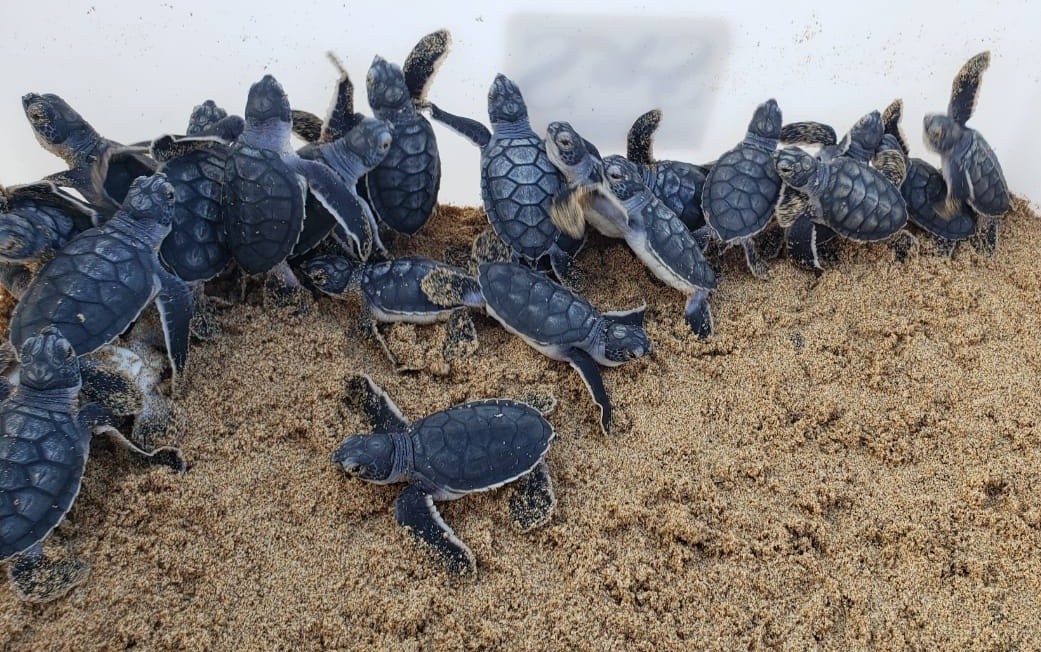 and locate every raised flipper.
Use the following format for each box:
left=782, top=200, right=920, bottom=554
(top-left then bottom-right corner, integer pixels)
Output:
left=565, top=347, right=611, bottom=434
left=949, top=51, right=990, bottom=126
left=344, top=373, right=410, bottom=432
left=873, top=148, right=908, bottom=187
left=509, top=461, right=555, bottom=532
left=441, top=310, right=478, bottom=362
left=549, top=186, right=589, bottom=240
left=775, top=185, right=809, bottom=229
left=78, top=403, right=186, bottom=471
left=7, top=544, right=90, bottom=603
left=155, top=268, right=193, bottom=378
left=626, top=109, right=661, bottom=165
left=291, top=110, right=325, bottom=144
left=427, top=103, right=491, bottom=148
left=103, top=148, right=158, bottom=205
left=288, top=158, right=378, bottom=260
left=403, top=29, right=452, bottom=105
left=419, top=267, right=484, bottom=308
left=394, top=484, right=475, bottom=574
left=881, top=98, right=909, bottom=155
left=150, top=134, right=228, bottom=163
left=779, top=121, right=837, bottom=146
left=684, top=288, right=714, bottom=339
left=741, top=239, right=770, bottom=279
